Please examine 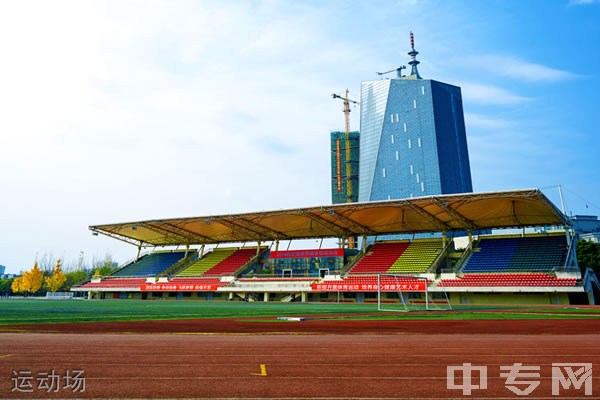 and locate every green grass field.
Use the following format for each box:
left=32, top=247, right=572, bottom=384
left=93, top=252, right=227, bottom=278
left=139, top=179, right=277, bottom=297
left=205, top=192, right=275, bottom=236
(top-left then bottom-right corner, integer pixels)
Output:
left=1, top=299, right=600, bottom=325
left=0, top=300, right=377, bottom=324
